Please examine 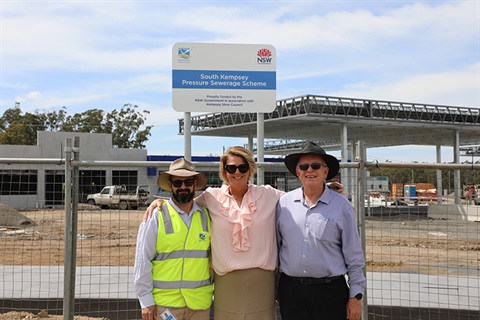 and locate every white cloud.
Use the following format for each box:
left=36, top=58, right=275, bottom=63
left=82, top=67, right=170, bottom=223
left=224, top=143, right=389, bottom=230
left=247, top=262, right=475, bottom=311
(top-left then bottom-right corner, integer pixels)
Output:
left=333, top=62, right=480, bottom=107
left=3, top=1, right=475, bottom=73
left=26, top=91, right=42, bottom=100
left=2, top=2, right=173, bottom=72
